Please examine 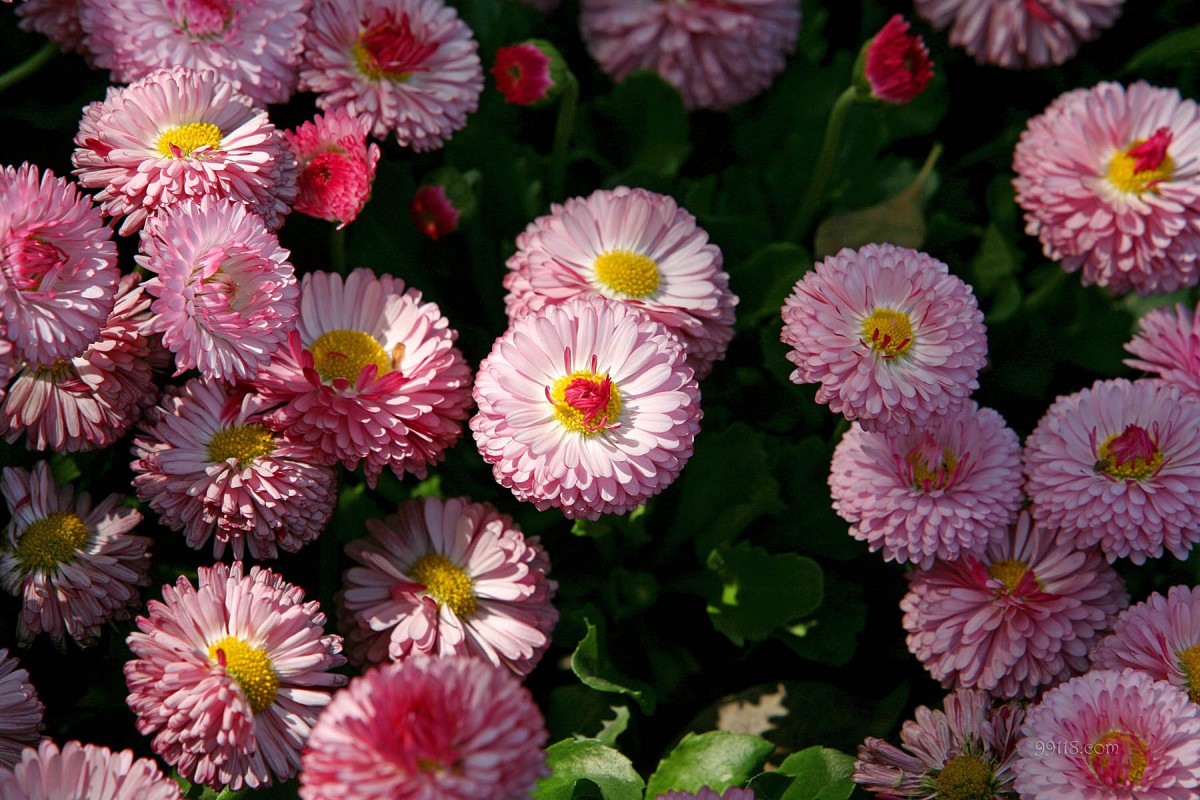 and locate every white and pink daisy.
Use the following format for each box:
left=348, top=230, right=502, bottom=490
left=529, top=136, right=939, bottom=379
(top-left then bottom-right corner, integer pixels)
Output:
left=80, top=0, right=309, bottom=106
left=137, top=197, right=298, bottom=382
left=1124, top=302, right=1200, bottom=396
left=580, top=0, right=800, bottom=111
left=285, top=109, right=381, bottom=229
left=780, top=243, right=988, bottom=435
left=472, top=296, right=702, bottom=520
left=1015, top=669, right=1200, bottom=799
left=830, top=402, right=1023, bottom=568
left=902, top=511, right=1128, bottom=699
left=125, top=562, right=347, bottom=791
left=0, top=461, right=151, bottom=649
left=338, top=496, right=557, bottom=676
left=0, top=649, right=43, bottom=769
left=256, top=268, right=472, bottom=487
left=504, top=187, right=737, bottom=380
left=16, top=0, right=87, bottom=54
left=299, top=0, right=484, bottom=151
left=914, top=0, right=1124, bottom=68
left=0, top=740, right=182, bottom=800
left=72, top=66, right=298, bottom=236
left=132, top=379, right=337, bottom=561
left=0, top=162, right=118, bottom=364
left=859, top=15, right=933, bottom=104
left=1093, top=585, right=1200, bottom=705
left=1024, top=378, right=1200, bottom=564
left=299, top=656, right=548, bottom=800
left=1013, top=82, right=1200, bottom=295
